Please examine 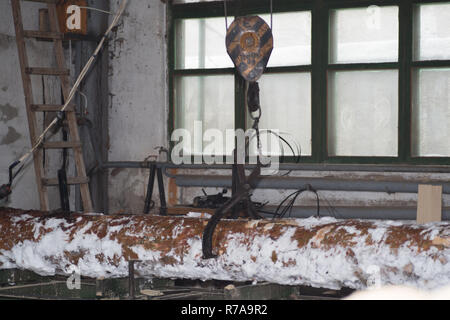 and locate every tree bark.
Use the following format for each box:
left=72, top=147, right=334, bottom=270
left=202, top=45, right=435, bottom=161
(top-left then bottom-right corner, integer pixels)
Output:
left=0, top=207, right=449, bottom=290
